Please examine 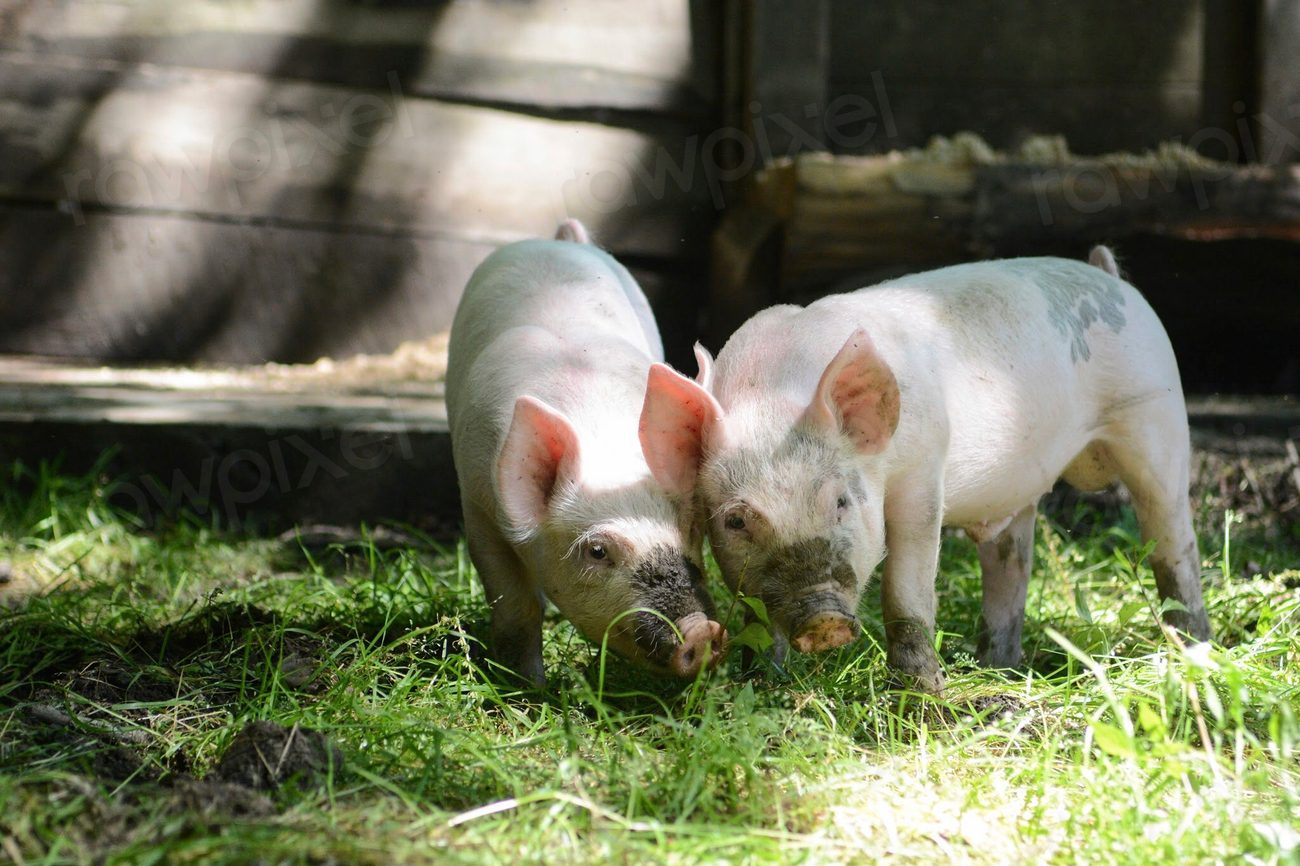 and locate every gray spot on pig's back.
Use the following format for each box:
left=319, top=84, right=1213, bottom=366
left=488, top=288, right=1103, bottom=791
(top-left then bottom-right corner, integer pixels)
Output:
left=1008, top=260, right=1128, bottom=363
